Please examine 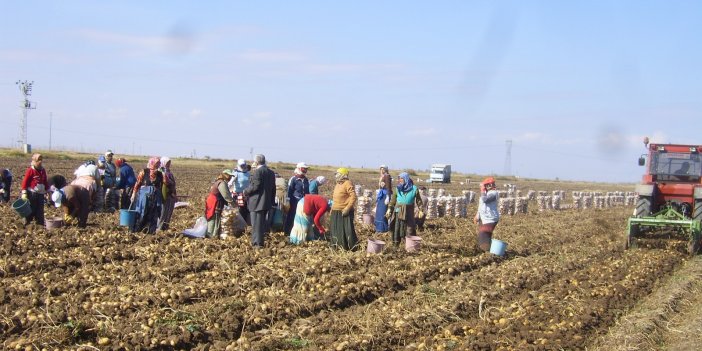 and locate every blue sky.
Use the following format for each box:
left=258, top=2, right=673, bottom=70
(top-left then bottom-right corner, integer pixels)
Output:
left=1, top=1, right=700, bottom=182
